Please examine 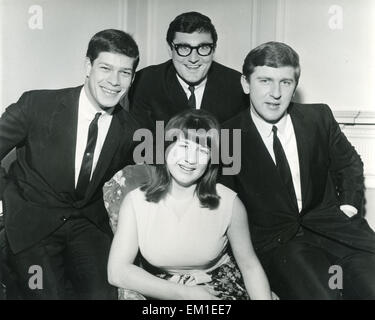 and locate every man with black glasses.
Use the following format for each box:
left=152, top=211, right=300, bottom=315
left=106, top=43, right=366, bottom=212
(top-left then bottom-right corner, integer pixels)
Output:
left=128, top=11, right=248, bottom=130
